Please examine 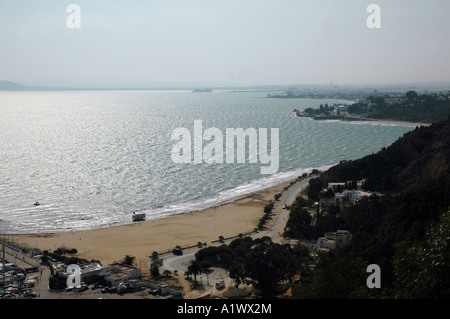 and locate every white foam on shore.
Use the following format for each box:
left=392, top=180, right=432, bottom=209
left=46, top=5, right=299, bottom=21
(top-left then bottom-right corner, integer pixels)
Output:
left=319, top=118, right=424, bottom=128
left=3, top=164, right=334, bottom=234
left=142, top=164, right=334, bottom=222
